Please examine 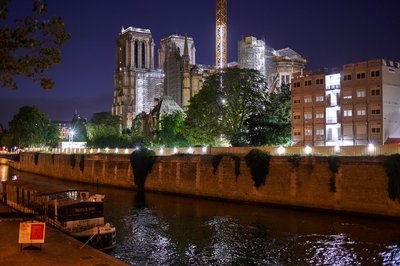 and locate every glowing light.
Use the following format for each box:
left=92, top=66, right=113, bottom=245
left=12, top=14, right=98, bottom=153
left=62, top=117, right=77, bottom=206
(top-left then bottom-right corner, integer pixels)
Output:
left=124, top=148, right=129, bottom=154
left=277, top=146, right=286, bottom=155
left=136, top=146, right=140, bottom=151
left=368, top=143, right=375, bottom=152
left=90, top=148, right=93, bottom=154
left=334, top=145, right=340, bottom=153
left=304, top=145, right=312, bottom=154
left=202, top=146, right=207, bottom=153
left=105, top=147, right=110, bottom=153
left=160, top=148, right=164, bottom=154
left=97, top=148, right=100, bottom=153
left=115, top=148, right=119, bottom=153
left=173, top=147, right=178, bottom=154
left=188, top=147, right=193, bottom=154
